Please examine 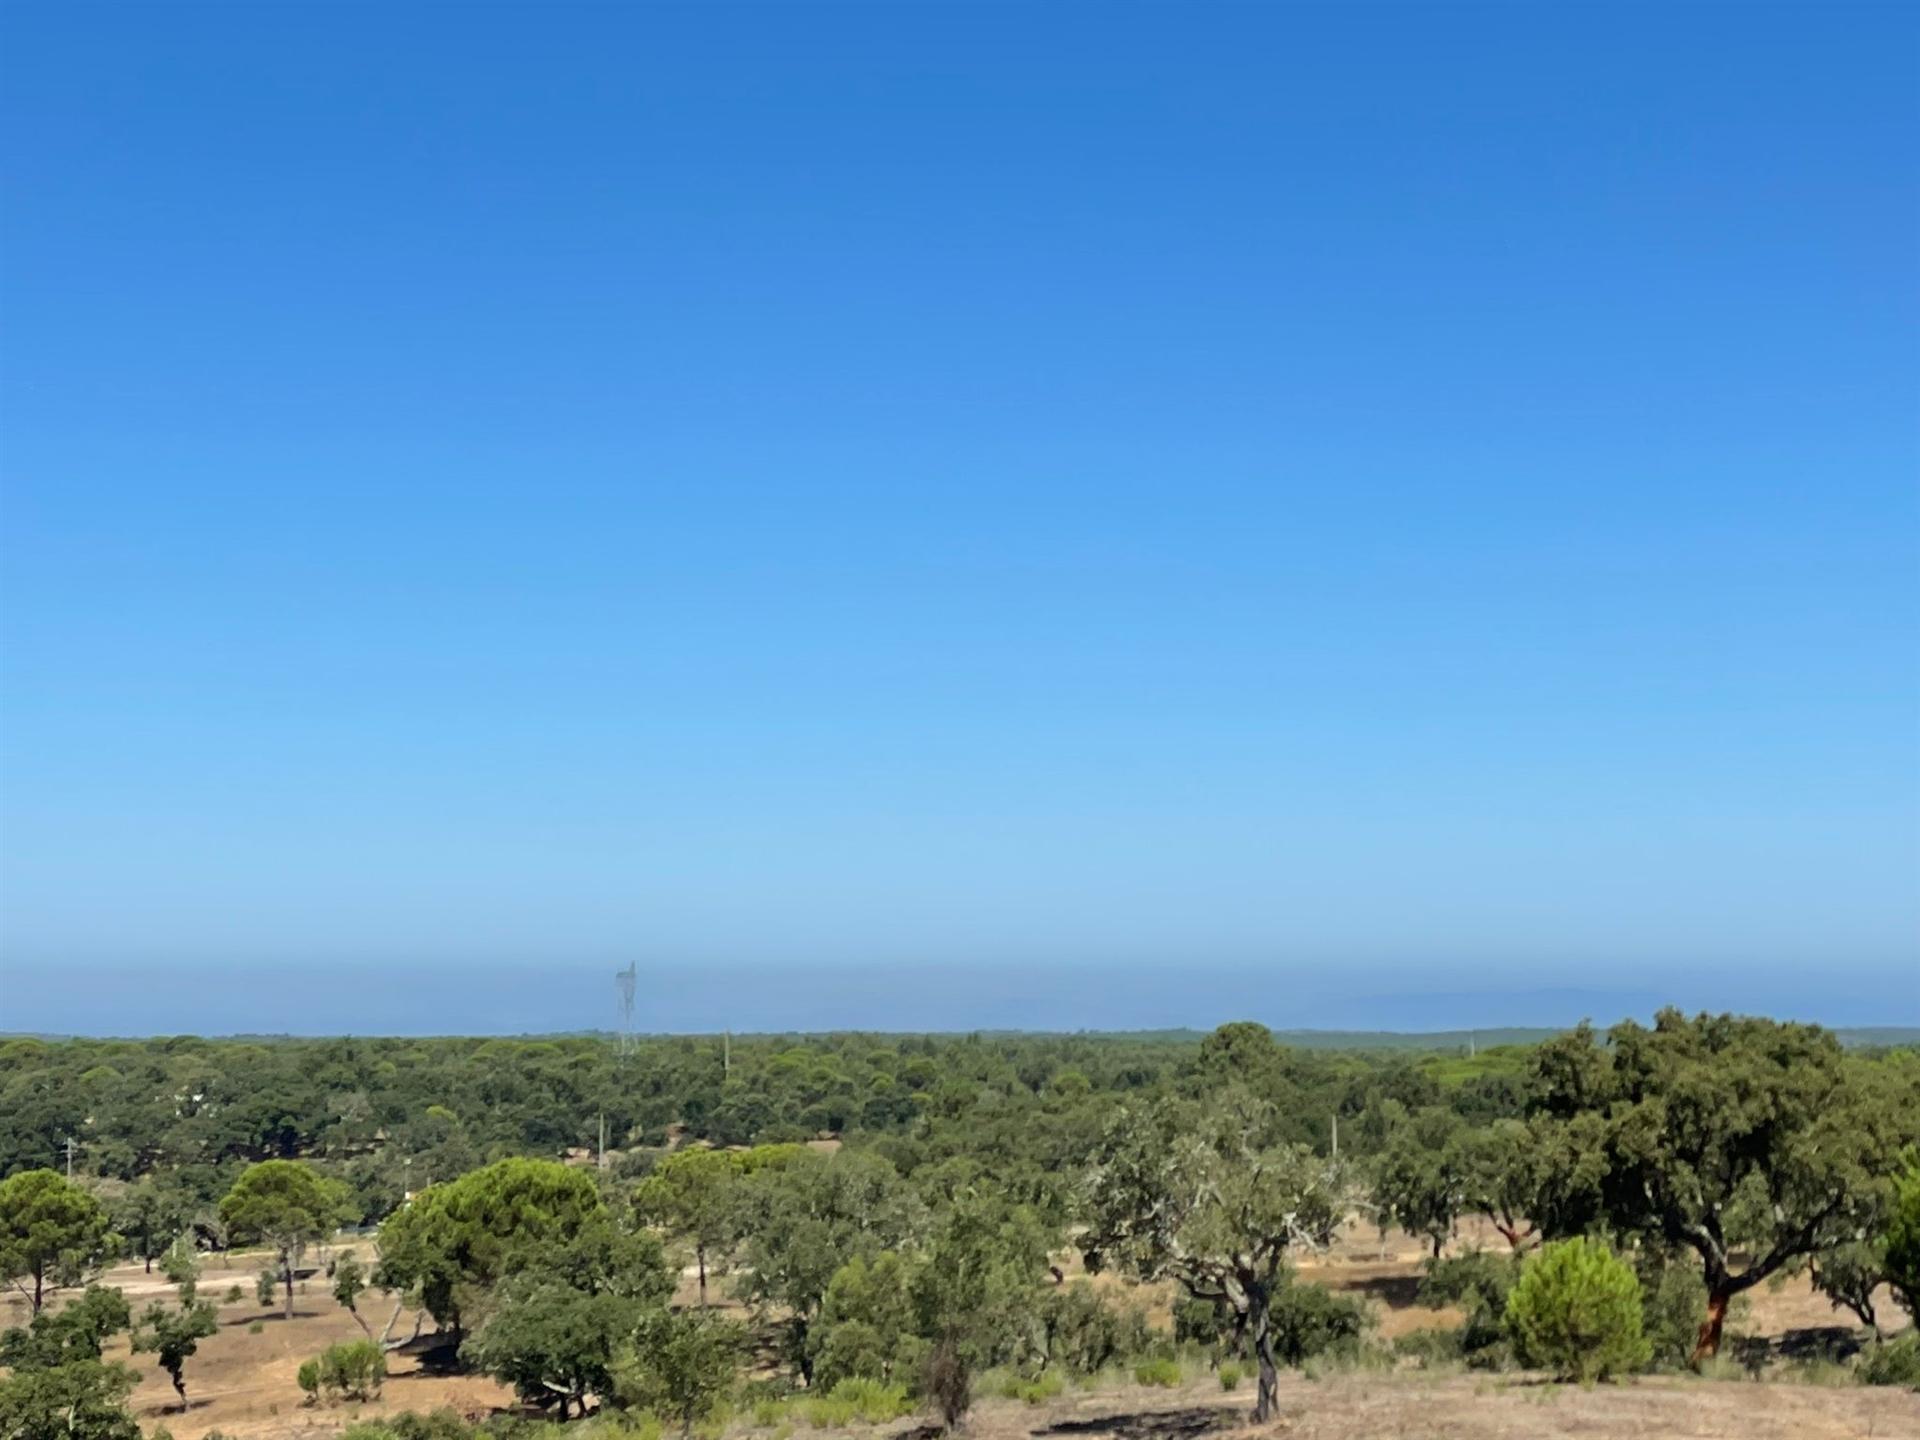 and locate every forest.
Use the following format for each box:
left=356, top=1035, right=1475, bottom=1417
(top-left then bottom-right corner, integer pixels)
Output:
left=2, top=1012, right=1918, bottom=1438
